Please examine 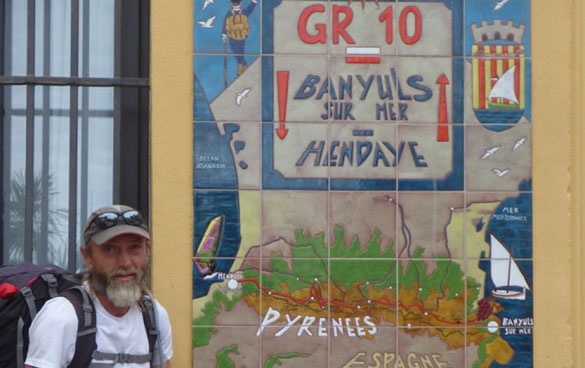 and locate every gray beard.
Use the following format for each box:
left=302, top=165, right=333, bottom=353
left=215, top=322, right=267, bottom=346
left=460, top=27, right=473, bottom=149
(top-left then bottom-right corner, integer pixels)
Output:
left=88, top=268, right=147, bottom=307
